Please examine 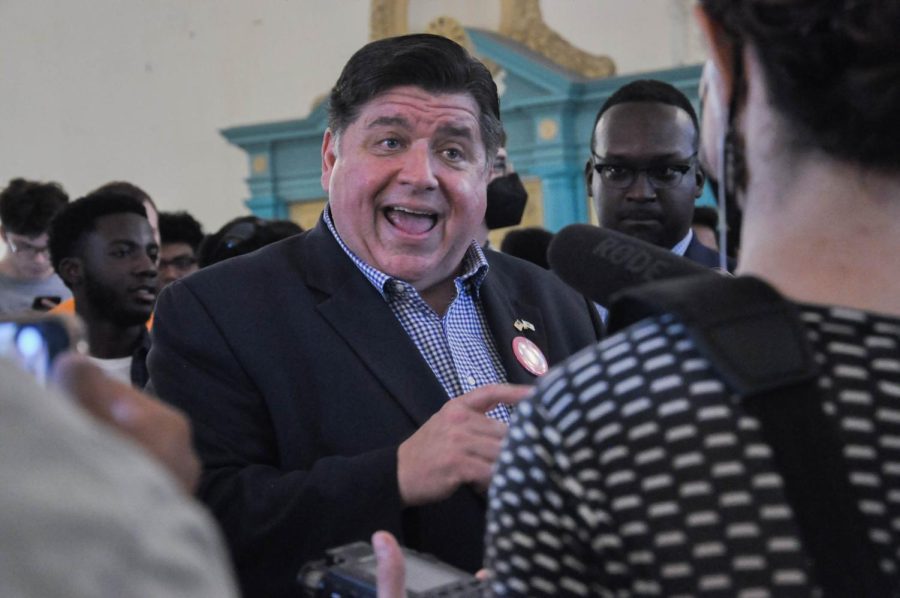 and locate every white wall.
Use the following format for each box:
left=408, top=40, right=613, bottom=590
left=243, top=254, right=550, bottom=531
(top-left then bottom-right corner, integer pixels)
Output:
left=0, top=0, right=704, bottom=234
